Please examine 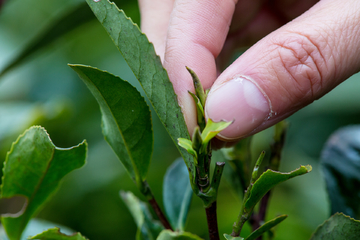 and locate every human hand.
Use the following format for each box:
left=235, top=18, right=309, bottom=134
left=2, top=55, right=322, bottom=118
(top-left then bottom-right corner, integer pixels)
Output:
left=138, top=0, right=360, bottom=144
